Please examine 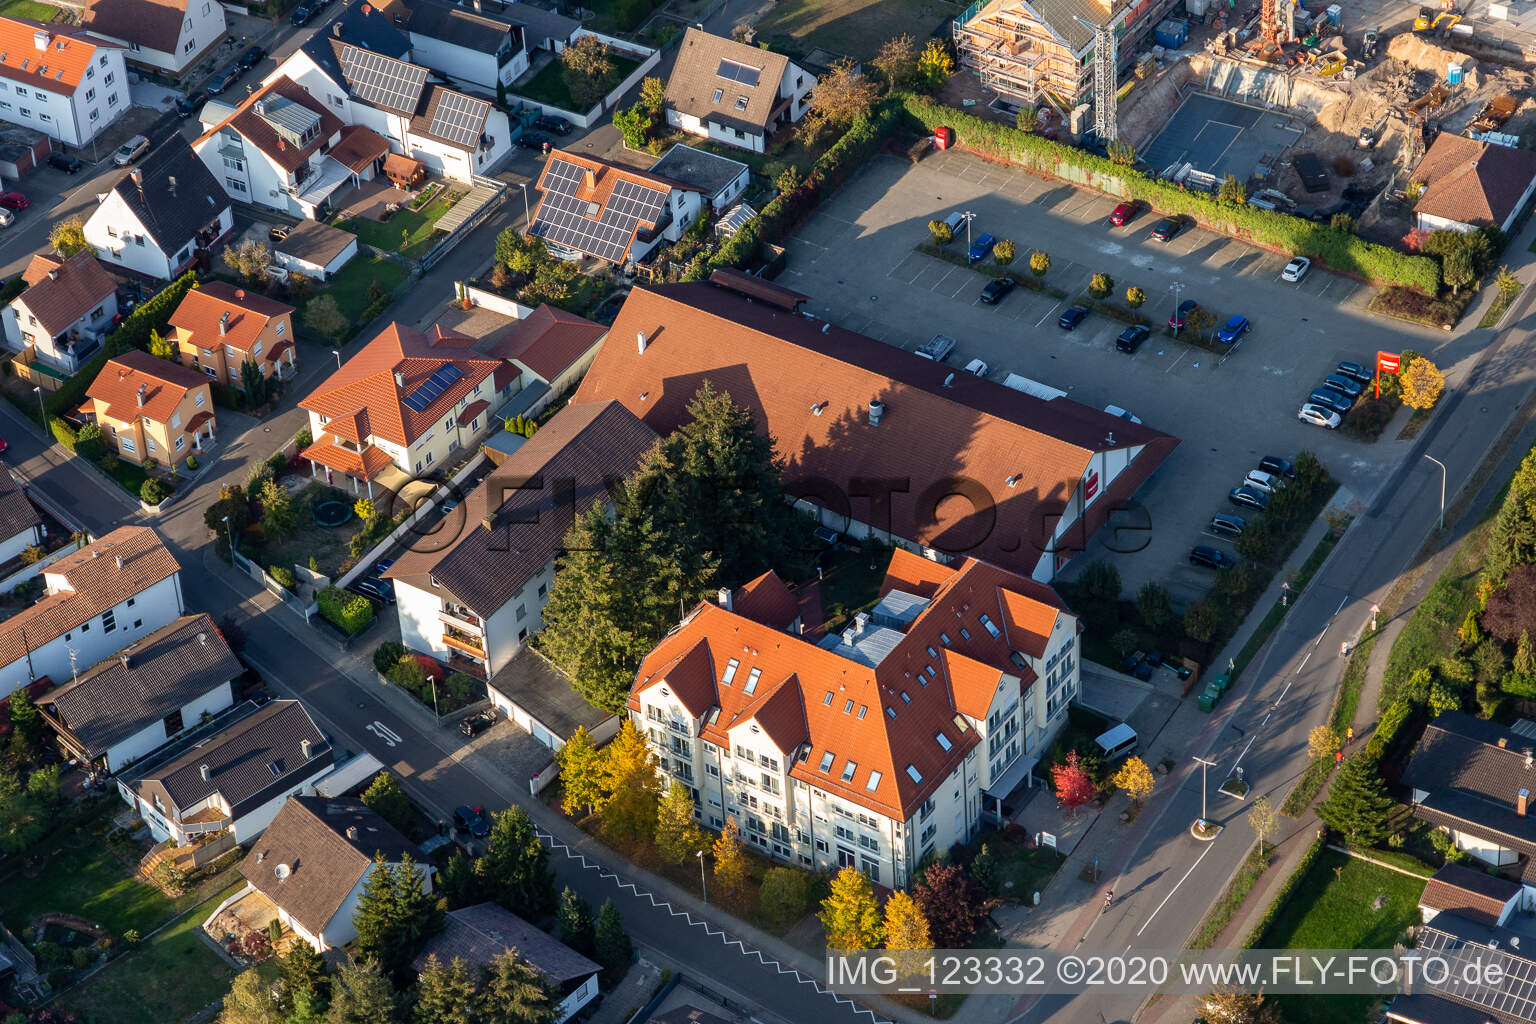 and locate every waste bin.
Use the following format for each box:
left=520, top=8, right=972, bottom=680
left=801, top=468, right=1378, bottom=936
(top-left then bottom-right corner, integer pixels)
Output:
left=934, top=126, right=954, bottom=150
left=1212, top=672, right=1232, bottom=692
